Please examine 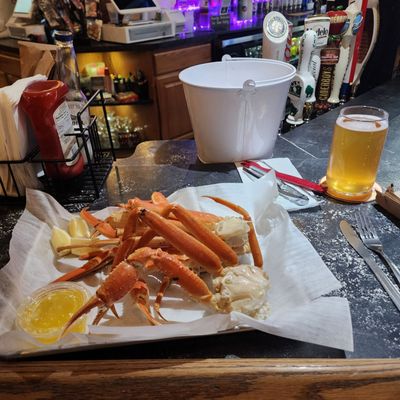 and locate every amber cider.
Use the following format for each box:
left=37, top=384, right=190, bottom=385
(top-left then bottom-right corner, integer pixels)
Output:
left=326, top=114, right=388, bottom=201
